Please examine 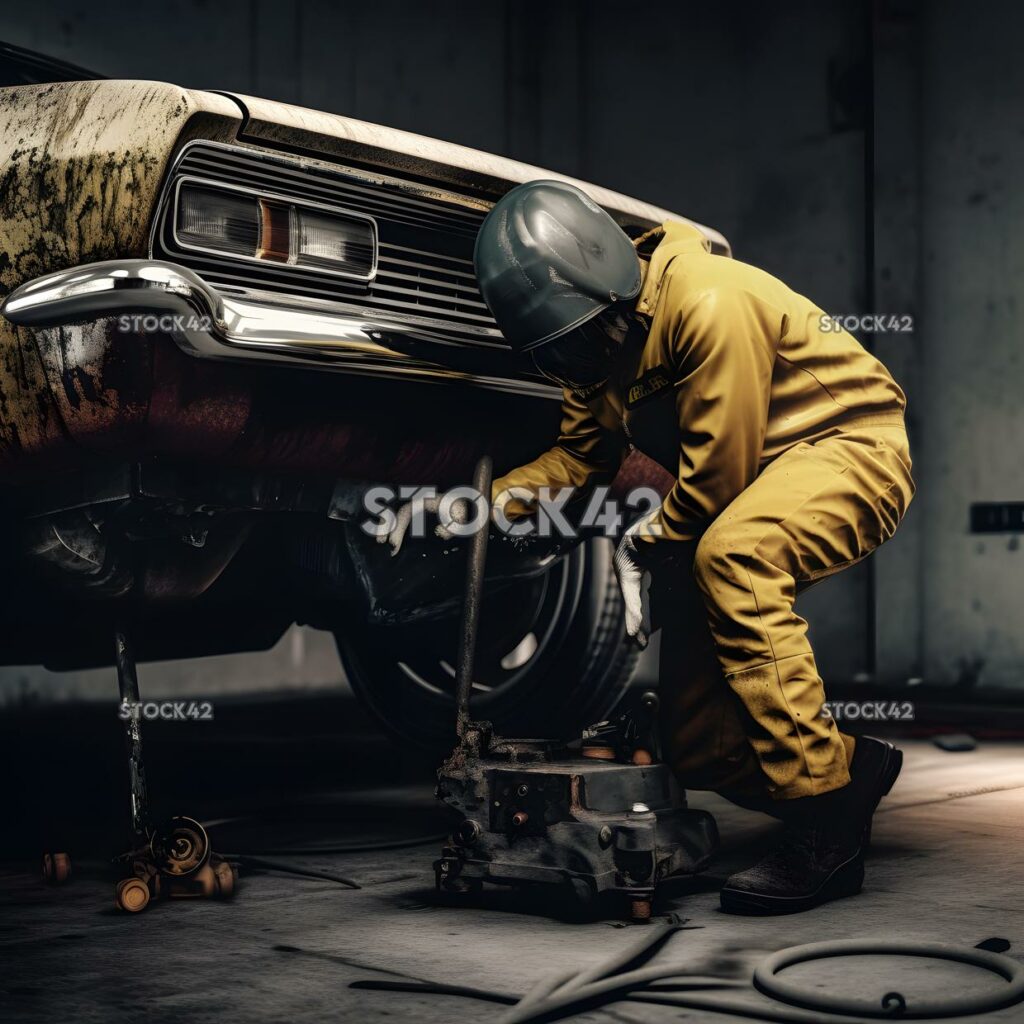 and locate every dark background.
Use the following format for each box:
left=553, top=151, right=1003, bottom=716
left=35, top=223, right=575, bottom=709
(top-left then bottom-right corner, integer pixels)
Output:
left=1, top=0, right=1021, bottom=696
